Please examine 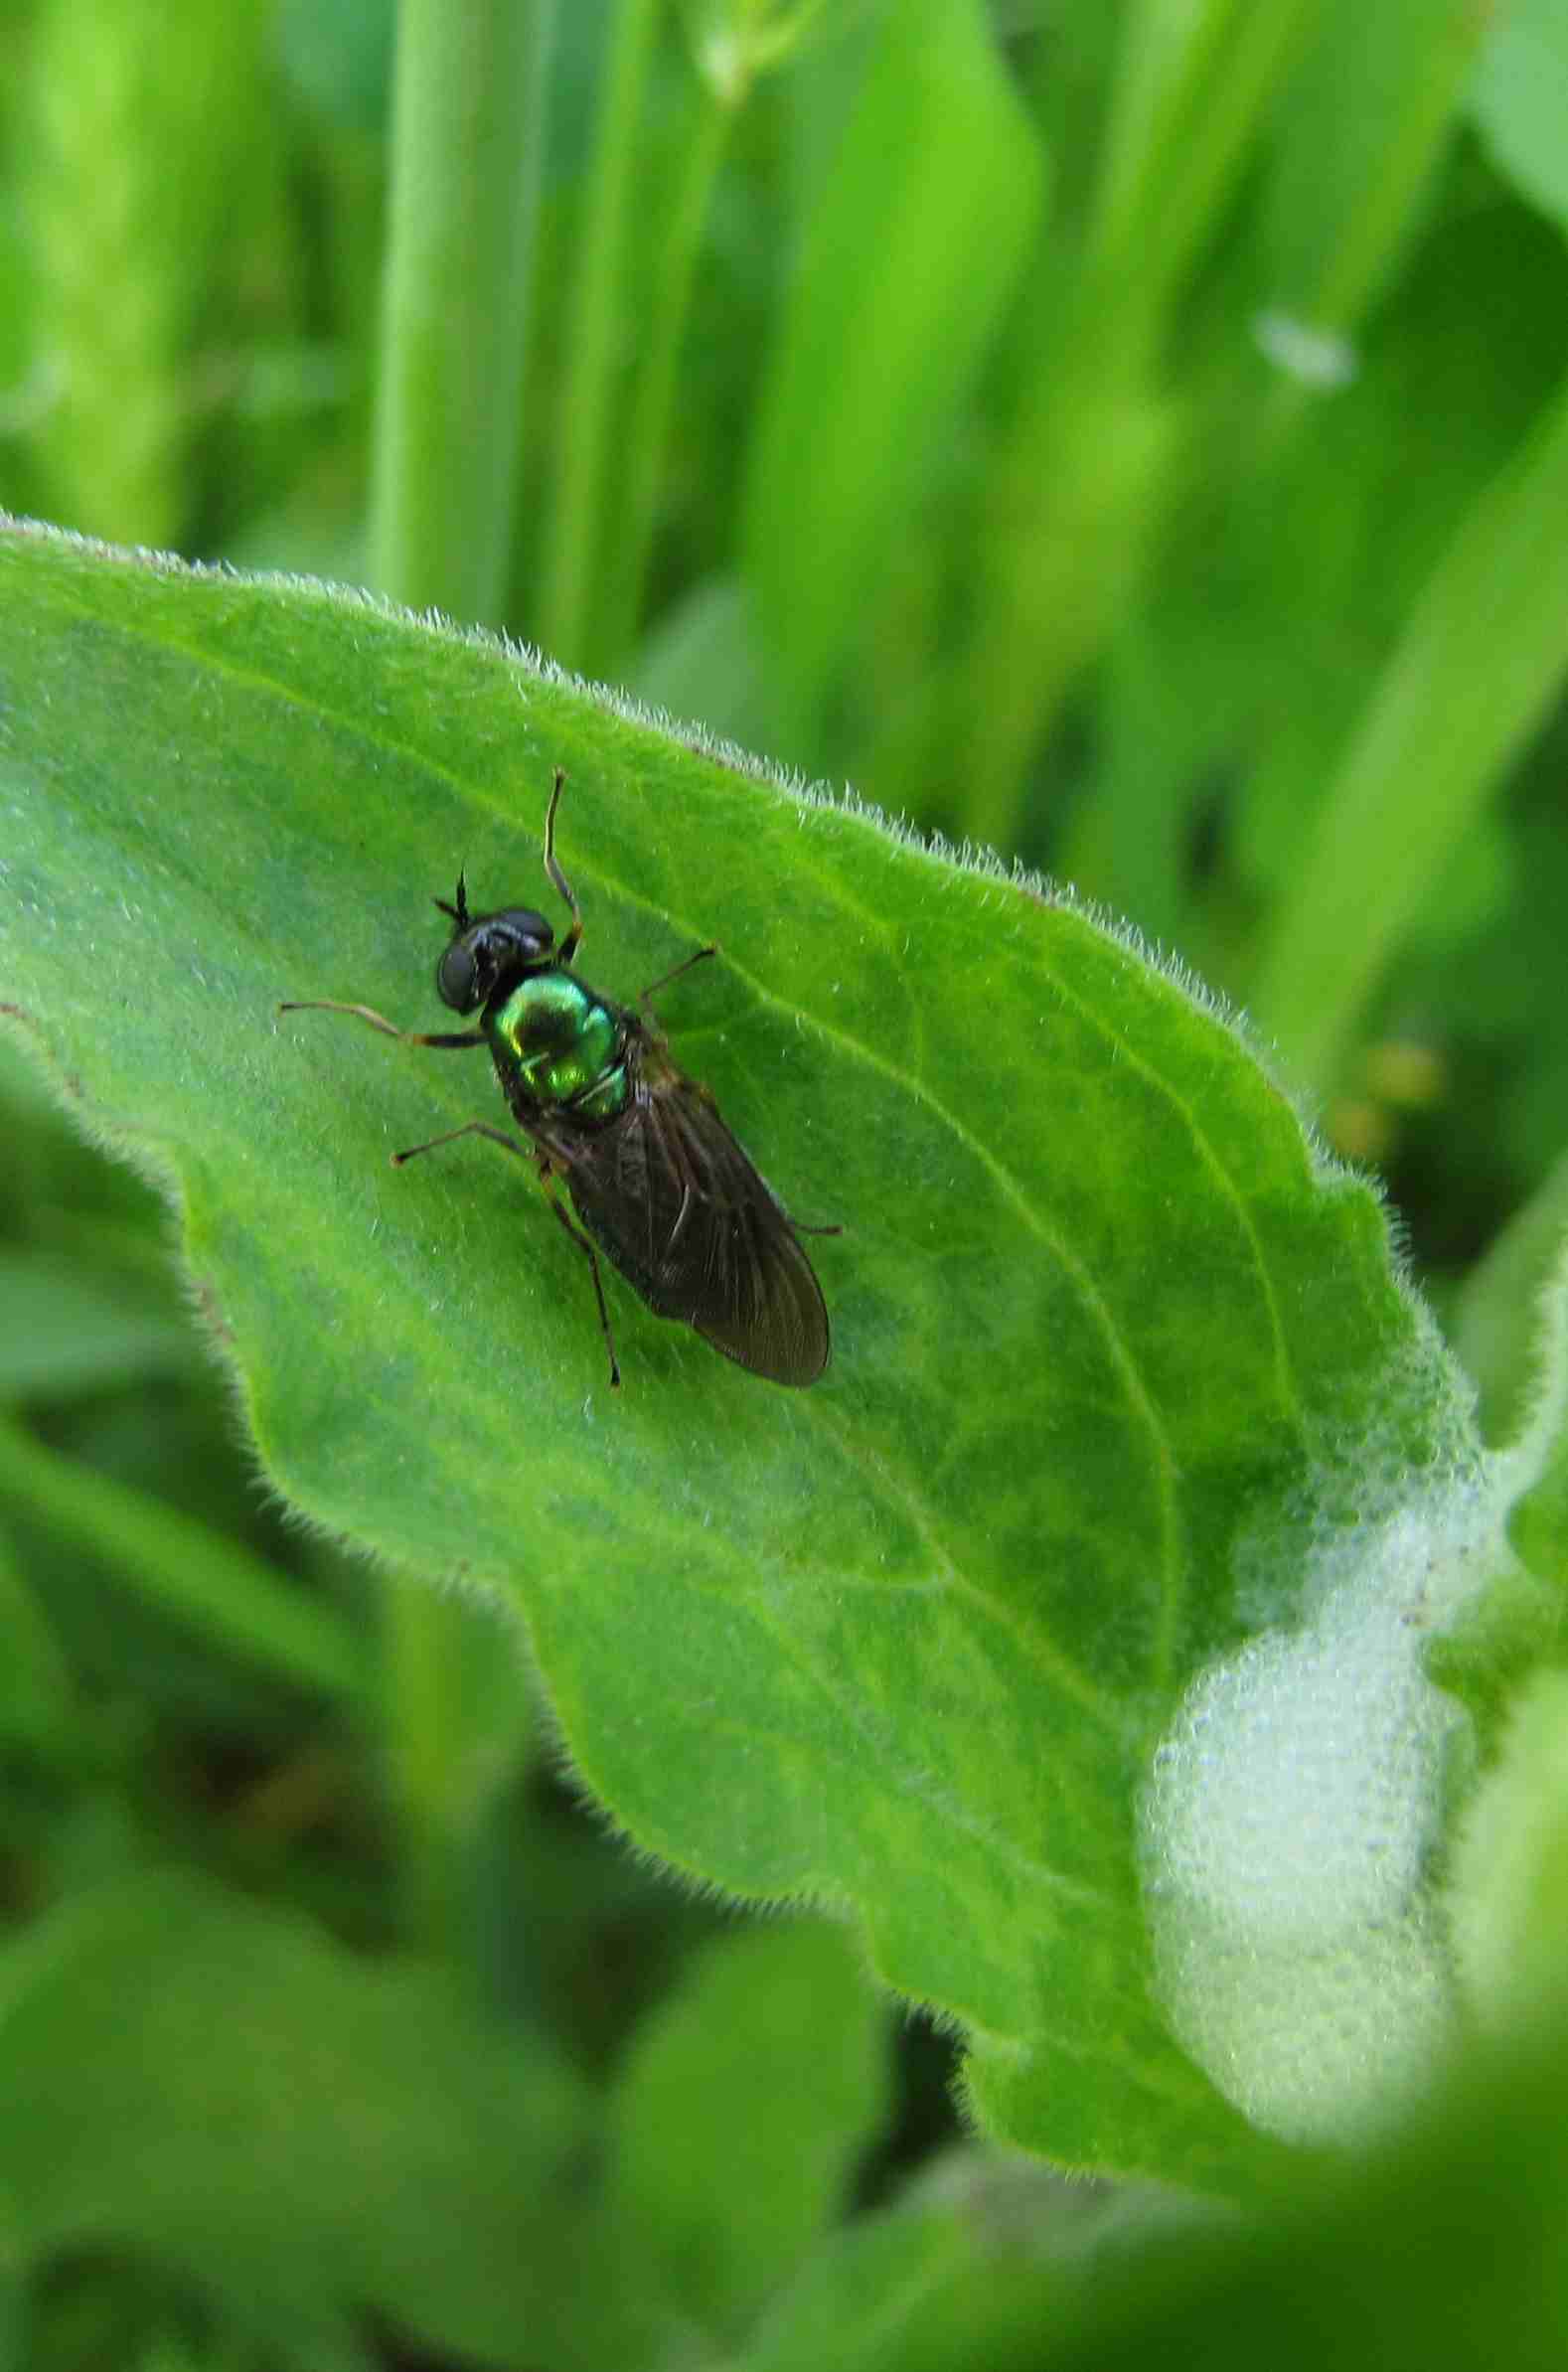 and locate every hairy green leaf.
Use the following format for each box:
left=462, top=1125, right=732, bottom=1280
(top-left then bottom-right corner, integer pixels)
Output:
left=0, top=517, right=1481, bottom=2185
